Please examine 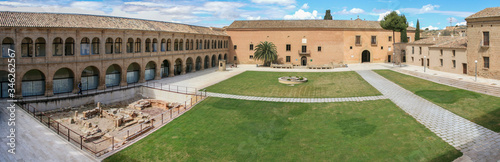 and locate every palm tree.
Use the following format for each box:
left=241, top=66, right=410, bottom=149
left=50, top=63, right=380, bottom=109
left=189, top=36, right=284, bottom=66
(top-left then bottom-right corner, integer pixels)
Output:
left=253, top=41, right=277, bottom=66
